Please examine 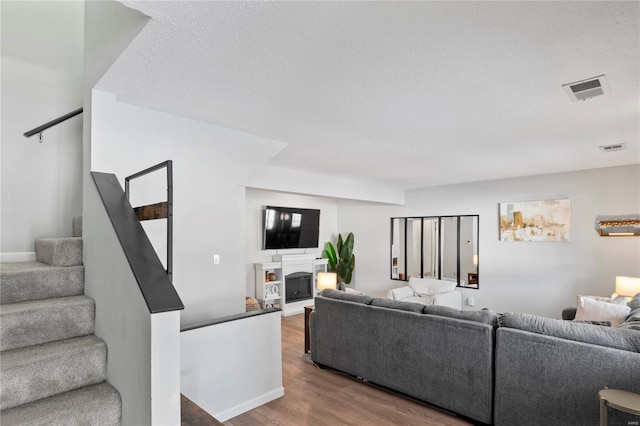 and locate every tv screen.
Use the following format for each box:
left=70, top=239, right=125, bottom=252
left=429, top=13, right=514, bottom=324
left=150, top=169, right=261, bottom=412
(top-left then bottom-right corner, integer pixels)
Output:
left=263, top=206, right=320, bottom=250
